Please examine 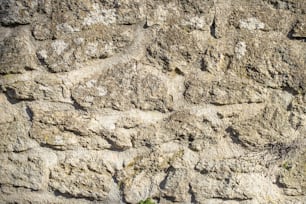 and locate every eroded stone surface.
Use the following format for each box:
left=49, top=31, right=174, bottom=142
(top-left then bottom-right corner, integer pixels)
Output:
left=0, top=0, right=306, bottom=203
